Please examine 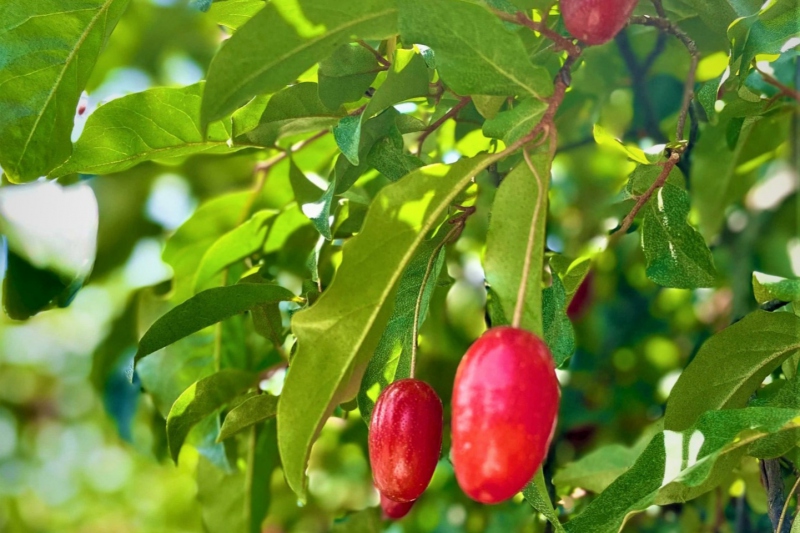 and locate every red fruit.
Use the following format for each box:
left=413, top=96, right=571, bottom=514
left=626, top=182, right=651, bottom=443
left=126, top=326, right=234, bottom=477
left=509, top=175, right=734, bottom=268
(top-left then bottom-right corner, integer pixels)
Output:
left=380, top=493, right=415, bottom=520
left=451, top=327, right=560, bottom=504
left=368, top=379, right=443, bottom=502
left=561, top=0, right=639, bottom=45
